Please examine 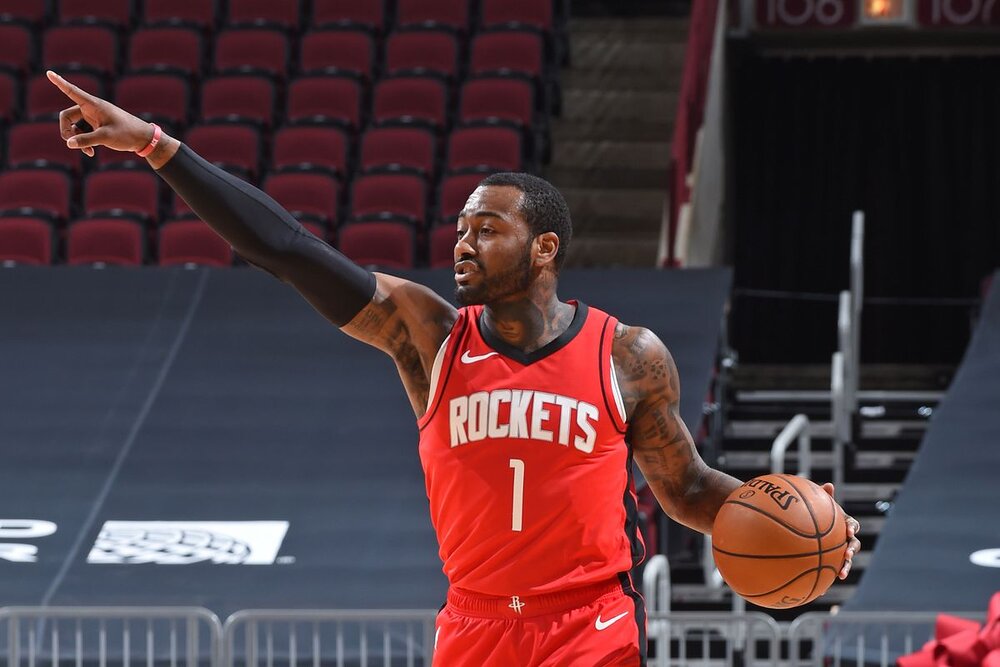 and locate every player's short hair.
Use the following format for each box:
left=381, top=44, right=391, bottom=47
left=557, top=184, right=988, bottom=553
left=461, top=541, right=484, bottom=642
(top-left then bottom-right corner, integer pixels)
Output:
left=479, top=172, right=573, bottom=270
